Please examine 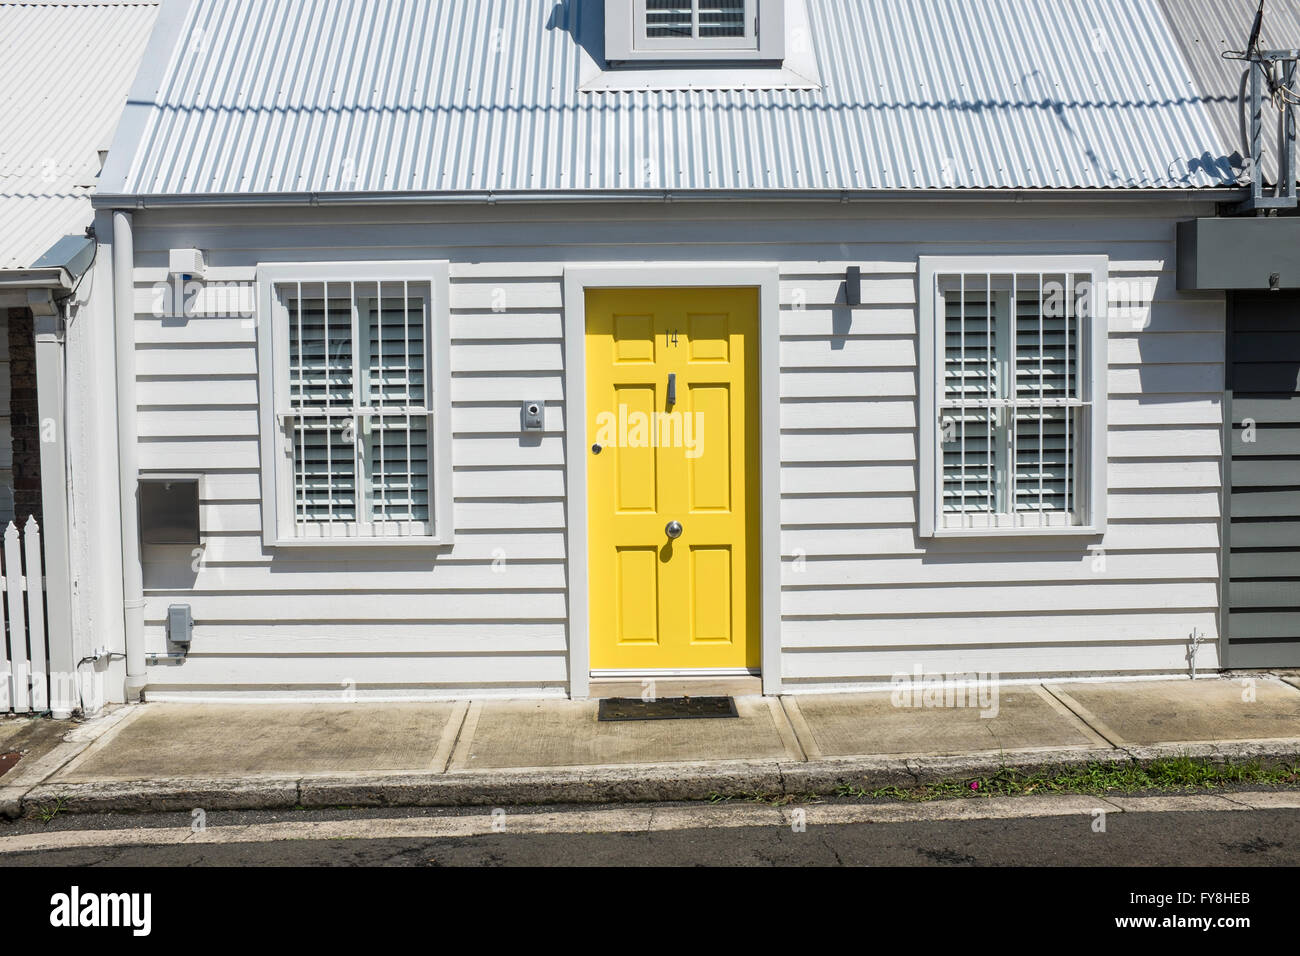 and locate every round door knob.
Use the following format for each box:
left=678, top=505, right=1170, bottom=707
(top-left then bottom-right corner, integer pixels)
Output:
left=665, top=520, right=683, bottom=539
